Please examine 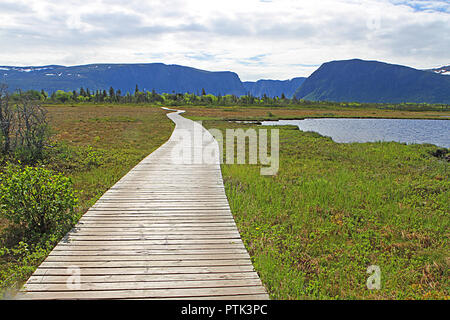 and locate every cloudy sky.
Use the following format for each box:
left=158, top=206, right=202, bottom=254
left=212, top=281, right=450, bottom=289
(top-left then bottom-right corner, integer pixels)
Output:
left=0, top=0, right=449, bottom=80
